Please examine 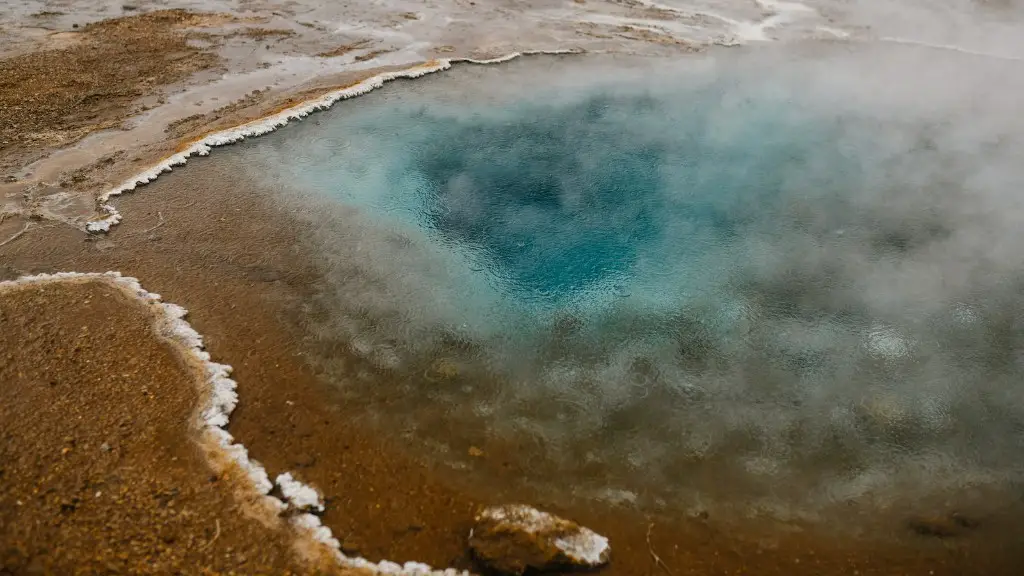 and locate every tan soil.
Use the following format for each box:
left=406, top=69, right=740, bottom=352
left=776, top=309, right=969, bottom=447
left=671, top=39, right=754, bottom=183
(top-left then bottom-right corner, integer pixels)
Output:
left=317, top=42, right=376, bottom=59
left=0, top=10, right=223, bottom=174
left=0, top=7, right=413, bottom=231
left=5, top=60, right=419, bottom=228
left=0, top=279, right=317, bottom=574
left=2, top=154, right=1023, bottom=575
